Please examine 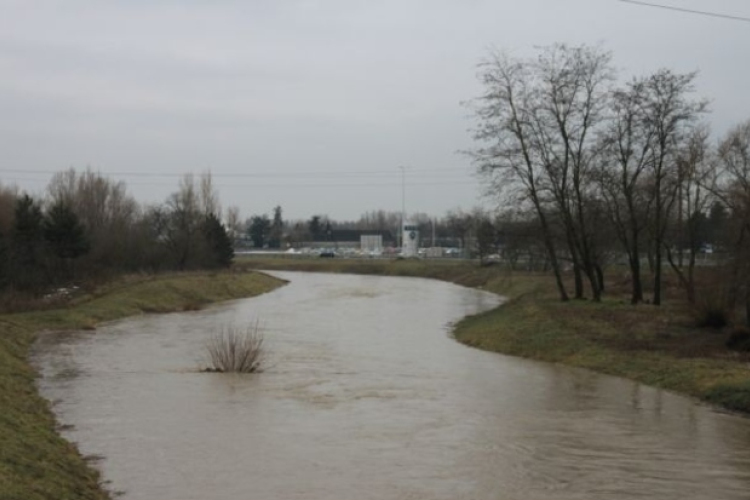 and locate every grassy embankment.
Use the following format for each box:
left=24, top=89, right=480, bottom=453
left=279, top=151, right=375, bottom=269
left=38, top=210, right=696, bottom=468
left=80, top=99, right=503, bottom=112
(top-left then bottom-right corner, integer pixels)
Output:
left=240, top=255, right=750, bottom=414
left=0, top=270, right=284, bottom=500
